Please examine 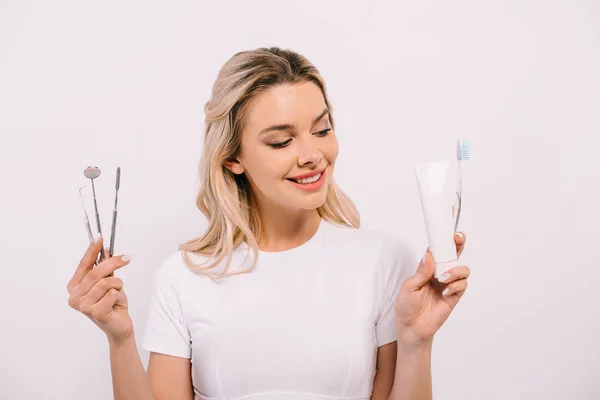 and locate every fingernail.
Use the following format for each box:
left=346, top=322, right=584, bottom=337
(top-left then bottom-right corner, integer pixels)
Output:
left=456, top=232, right=464, bottom=239
left=121, top=255, right=132, bottom=262
left=93, top=233, right=102, bottom=243
left=438, top=273, right=451, bottom=283
left=422, top=249, right=428, bottom=264
left=442, top=288, right=450, bottom=296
